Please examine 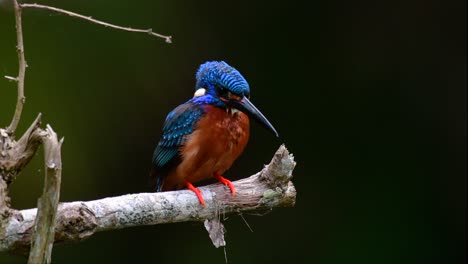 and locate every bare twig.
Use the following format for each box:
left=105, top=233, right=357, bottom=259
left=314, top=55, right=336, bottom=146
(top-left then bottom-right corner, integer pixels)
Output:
left=5, top=0, right=171, bottom=136
left=0, top=145, right=296, bottom=254
left=20, top=3, right=172, bottom=43
left=6, top=0, right=27, bottom=135
left=28, top=125, right=63, bottom=264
